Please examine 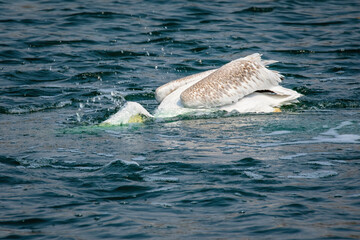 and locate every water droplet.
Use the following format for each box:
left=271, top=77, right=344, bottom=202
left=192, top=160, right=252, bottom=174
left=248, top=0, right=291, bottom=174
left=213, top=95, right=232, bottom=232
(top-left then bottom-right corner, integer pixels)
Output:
left=76, top=113, right=81, bottom=122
